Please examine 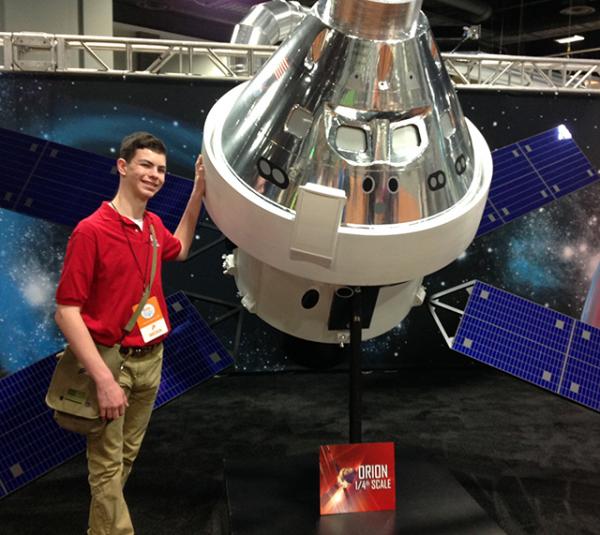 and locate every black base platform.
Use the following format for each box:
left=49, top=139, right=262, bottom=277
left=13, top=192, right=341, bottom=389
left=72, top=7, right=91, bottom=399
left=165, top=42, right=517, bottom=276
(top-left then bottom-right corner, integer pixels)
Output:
left=224, top=447, right=505, bottom=535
